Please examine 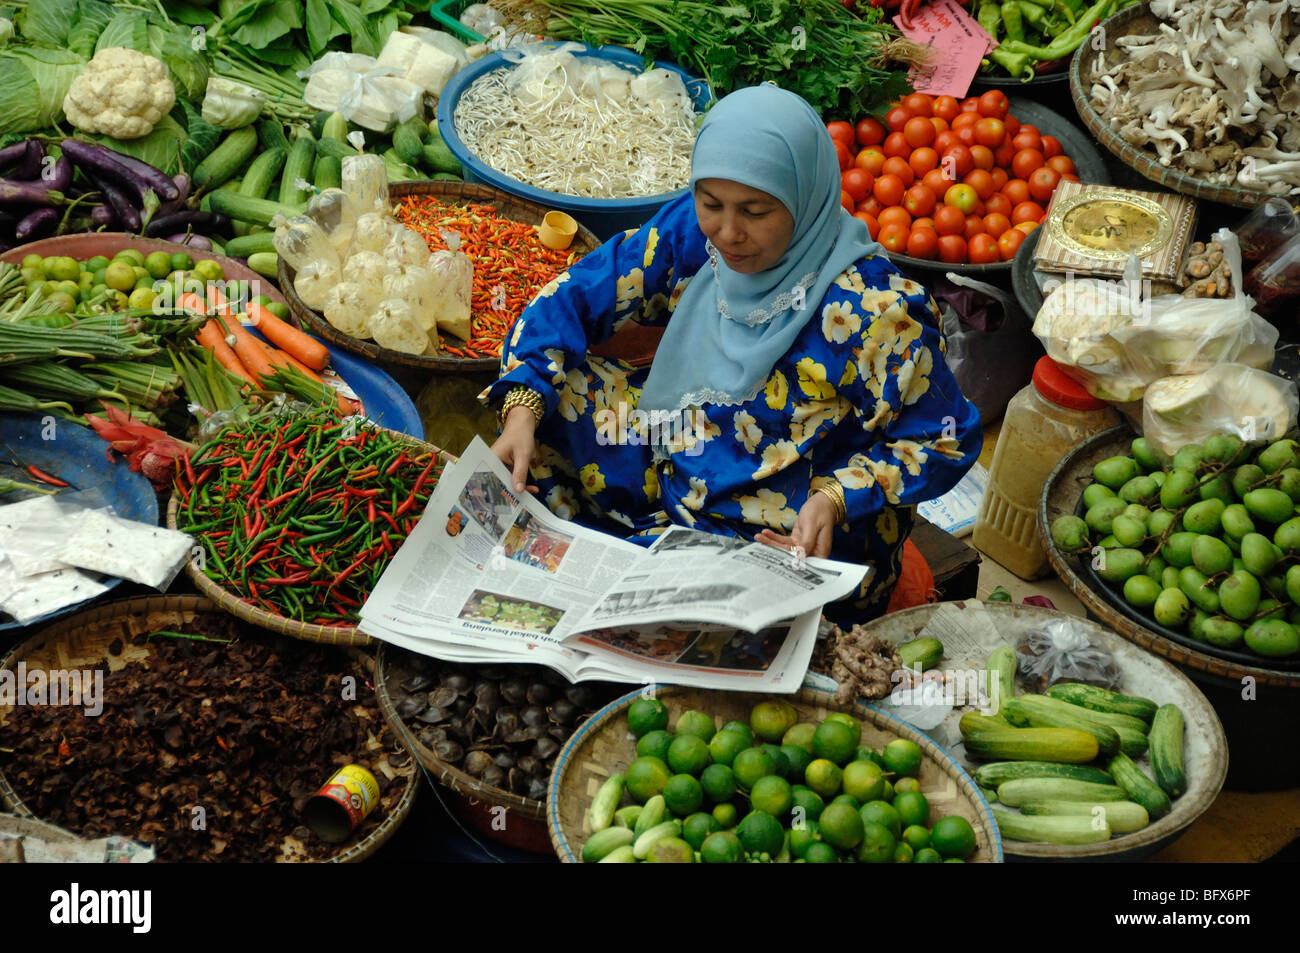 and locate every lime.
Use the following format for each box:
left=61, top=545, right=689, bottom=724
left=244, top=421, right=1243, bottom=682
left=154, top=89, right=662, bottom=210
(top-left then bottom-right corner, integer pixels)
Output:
left=914, top=847, right=943, bottom=863
left=21, top=254, right=43, bottom=271
left=133, top=273, right=155, bottom=292
left=675, top=709, right=717, bottom=742
left=645, top=836, right=695, bottom=863
left=780, top=744, right=812, bottom=777
left=882, top=738, right=923, bottom=777
left=831, top=794, right=861, bottom=814
left=812, top=720, right=859, bottom=765
left=624, top=756, right=671, bottom=803
left=663, top=774, right=703, bottom=816
left=193, top=259, right=224, bottom=282
left=880, top=779, right=894, bottom=802
left=823, top=711, right=860, bottom=735
left=893, top=842, right=915, bottom=863
left=790, top=786, right=825, bottom=826
left=169, top=252, right=194, bottom=273
left=750, top=775, right=793, bottom=817
left=902, top=824, right=932, bottom=851
left=736, top=810, right=784, bottom=856
left=854, top=821, right=896, bottom=863
left=113, top=249, right=145, bottom=267
left=627, top=697, right=669, bottom=737
left=732, top=747, right=776, bottom=790
left=782, top=722, right=817, bottom=752
left=91, top=268, right=109, bottom=288
left=131, top=265, right=151, bottom=284
left=110, top=290, right=129, bottom=309
left=265, top=300, right=290, bottom=320
left=894, top=791, right=930, bottom=828
left=760, top=744, right=791, bottom=779
left=859, top=741, right=886, bottom=761
left=104, top=261, right=136, bottom=292
left=750, top=700, right=797, bottom=744
left=19, top=267, right=43, bottom=284
left=805, top=841, right=839, bottom=863
left=893, top=777, right=923, bottom=795
left=127, top=287, right=156, bottom=310
left=700, top=830, right=742, bottom=863
left=44, top=291, right=76, bottom=312
left=84, top=255, right=109, bottom=272
left=931, top=815, right=977, bottom=859
left=681, top=812, right=720, bottom=850
left=788, top=822, right=819, bottom=859
left=144, top=251, right=173, bottom=280
left=708, top=729, right=748, bottom=767
left=666, top=734, right=710, bottom=776
left=840, top=759, right=886, bottom=803
left=44, top=256, right=80, bottom=282
left=860, top=800, right=902, bottom=839
left=712, top=802, right=739, bottom=829
left=54, top=280, right=80, bottom=301
left=77, top=271, right=94, bottom=291
left=25, top=280, right=47, bottom=299
left=636, top=729, right=674, bottom=761
left=720, top=720, right=755, bottom=747
left=804, top=758, right=843, bottom=799
left=818, top=801, right=864, bottom=850
left=700, top=764, right=736, bottom=803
